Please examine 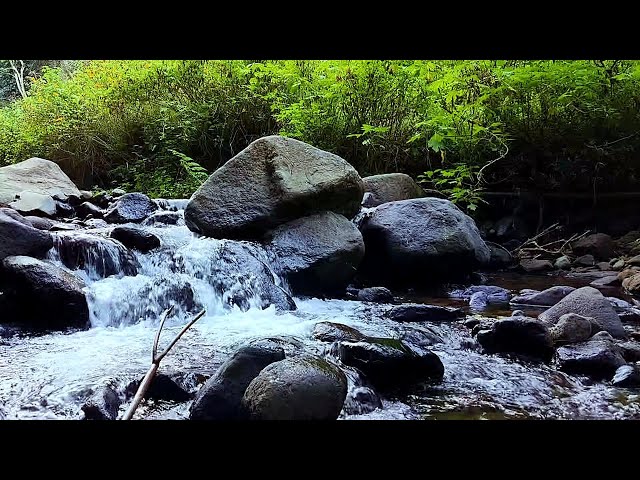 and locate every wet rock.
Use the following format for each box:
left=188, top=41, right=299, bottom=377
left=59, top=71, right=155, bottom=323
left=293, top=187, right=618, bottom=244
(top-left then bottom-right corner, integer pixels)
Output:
left=622, top=273, right=640, bottom=295
left=247, top=336, right=305, bottom=357
left=359, top=198, right=490, bottom=283
left=55, top=200, right=75, bottom=218
left=24, top=216, right=54, bottom=231
left=549, top=313, right=594, bottom=344
left=590, top=275, right=619, bottom=287
left=0, top=256, right=89, bottom=329
left=52, top=233, right=138, bottom=279
left=464, top=318, right=481, bottom=329
left=538, top=286, right=626, bottom=338
left=185, top=136, right=363, bottom=239
left=342, top=386, right=383, bottom=415
left=554, top=255, right=571, bottom=270
left=76, top=202, right=104, bottom=219
left=611, top=365, right=640, bottom=387
left=357, top=286, right=394, bottom=303
left=617, top=341, right=640, bottom=362
left=487, top=244, right=512, bottom=268
left=91, top=192, right=113, bottom=209
left=154, top=199, right=189, bottom=212
left=337, top=338, right=444, bottom=392
left=511, top=286, right=575, bottom=306
left=104, top=193, right=158, bottom=224
left=399, top=325, right=444, bottom=348
left=628, top=255, right=640, bottom=267
left=9, top=191, right=57, bottom=217
left=142, top=211, right=183, bottom=226
left=144, top=374, right=192, bottom=402
left=475, top=317, right=554, bottom=361
left=312, top=322, right=365, bottom=343
left=81, top=385, right=121, bottom=420
left=555, top=334, right=626, bottom=379
left=242, top=356, right=347, bottom=420
left=519, top=259, right=553, bottom=273
left=189, top=345, right=287, bottom=420
left=574, top=254, right=595, bottom=267
left=0, top=157, right=81, bottom=205
left=511, top=310, right=526, bottom=317
left=111, top=226, right=161, bottom=253
left=608, top=297, right=633, bottom=310
left=267, top=211, right=365, bottom=295
left=618, top=308, right=640, bottom=323
left=83, top=219, right=109, bottom=229
left=385, top=303, right=463, bottom=323
left=0, top=210, right=53, bottom=261
left=450, top=285, right=510, bottom=303
left=572, top=233, right=614, bottom=260
left=361, top=173, right=424, bottom=207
